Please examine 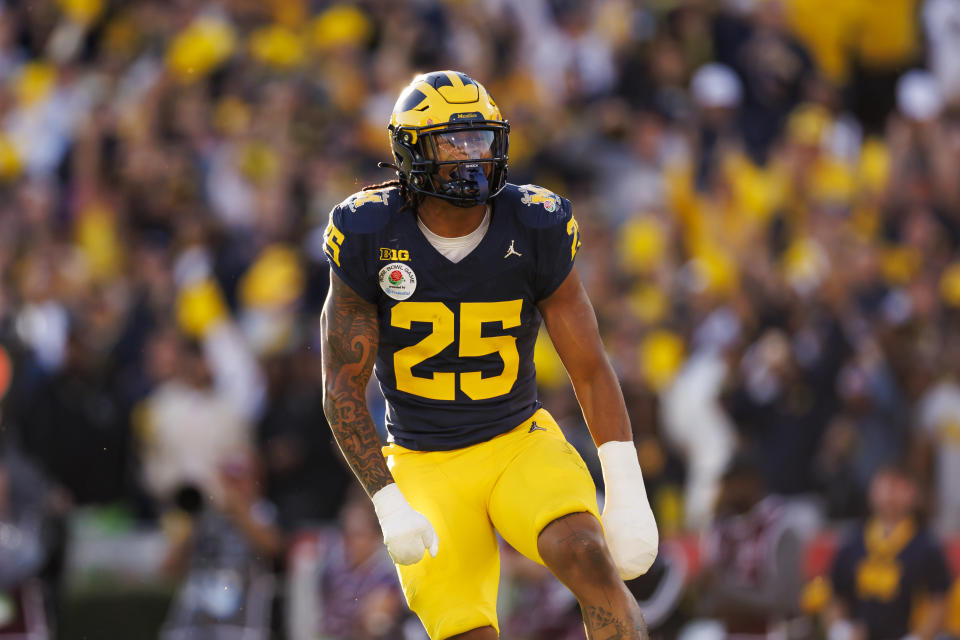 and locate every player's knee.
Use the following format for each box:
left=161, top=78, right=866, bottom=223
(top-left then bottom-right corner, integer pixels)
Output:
left=538, top=516, right=614, bottom=583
